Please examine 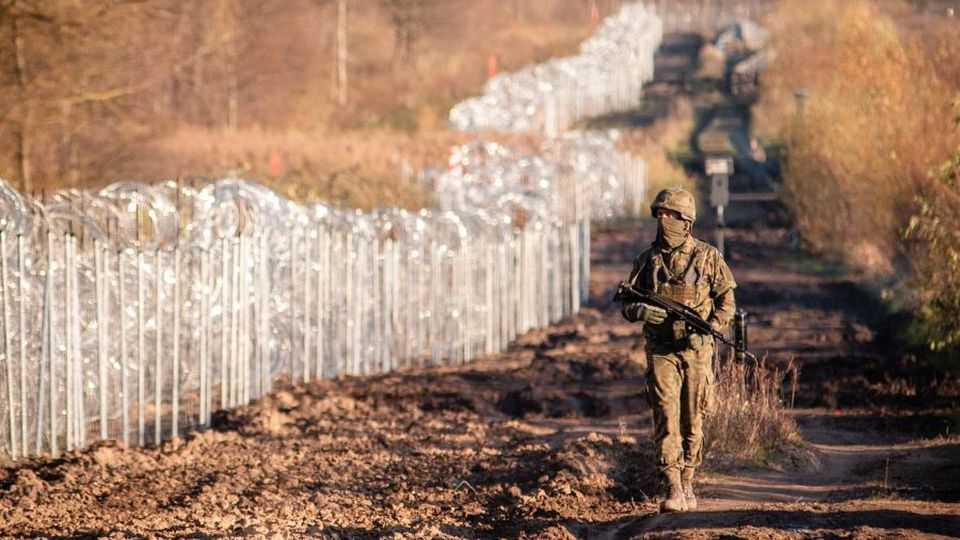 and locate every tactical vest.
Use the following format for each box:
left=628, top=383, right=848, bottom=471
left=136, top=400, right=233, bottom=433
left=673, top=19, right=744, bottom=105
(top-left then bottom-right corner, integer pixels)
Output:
left=637, top=243, right=712, bottom=344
